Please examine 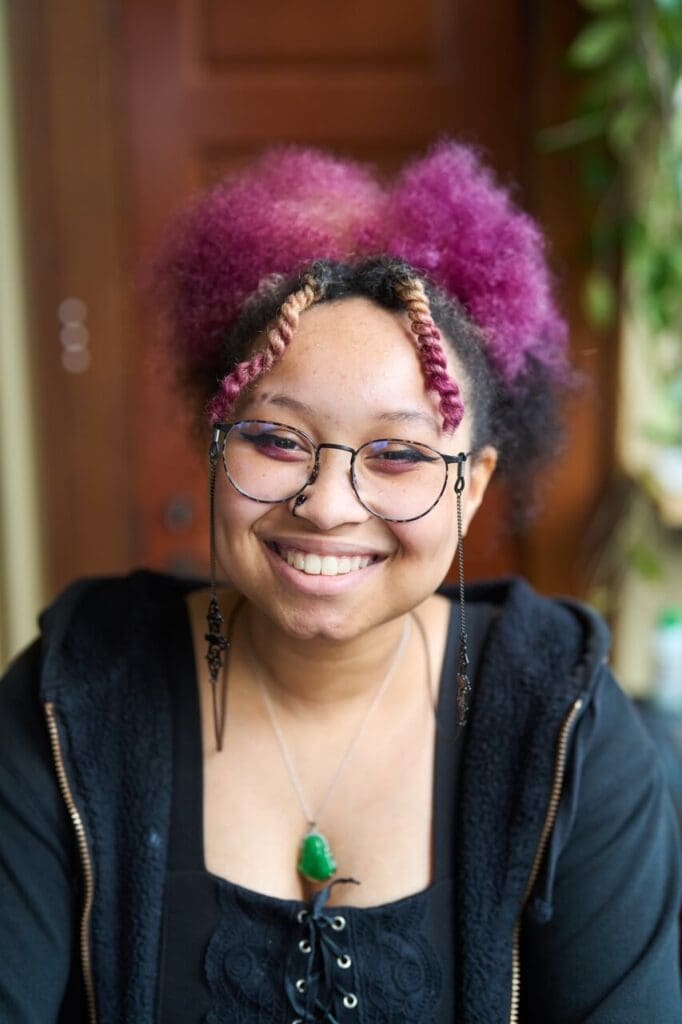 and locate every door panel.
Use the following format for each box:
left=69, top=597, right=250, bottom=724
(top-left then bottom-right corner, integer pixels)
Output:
left=11, top=0, right=606, bottom=598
